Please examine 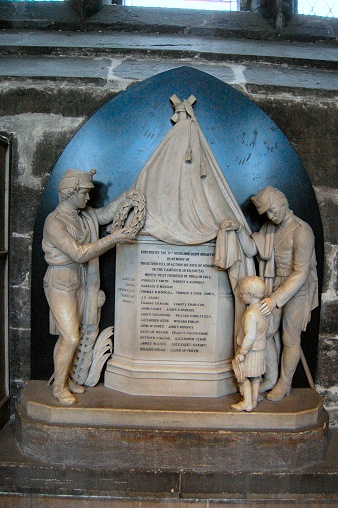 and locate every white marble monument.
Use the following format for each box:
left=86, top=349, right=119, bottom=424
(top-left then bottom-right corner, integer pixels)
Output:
left=105, top=234, right=236, bottom=397
left=105, top=94, right=254, bottom=397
